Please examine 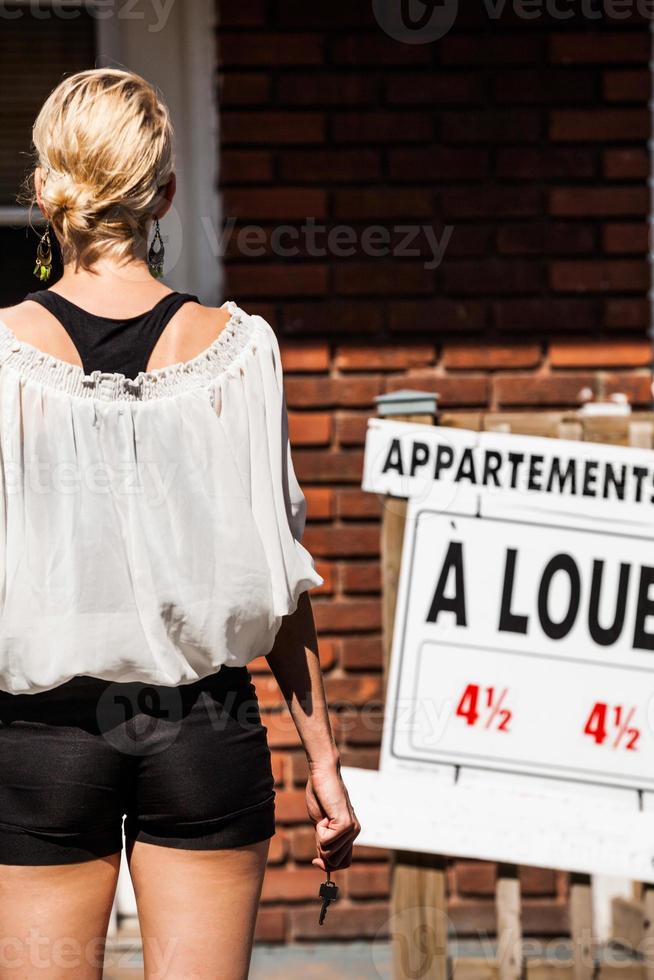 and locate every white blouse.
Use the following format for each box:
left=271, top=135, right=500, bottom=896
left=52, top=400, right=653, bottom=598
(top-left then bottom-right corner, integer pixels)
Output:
left=0, top=301, right=323, bottom=694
